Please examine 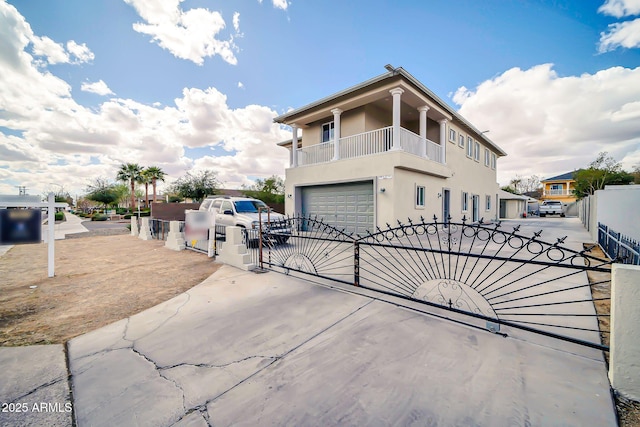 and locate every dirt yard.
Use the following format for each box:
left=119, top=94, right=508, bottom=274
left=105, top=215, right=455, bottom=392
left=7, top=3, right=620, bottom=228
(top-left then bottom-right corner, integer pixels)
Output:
left=0, top=233, right=219, bottom=346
